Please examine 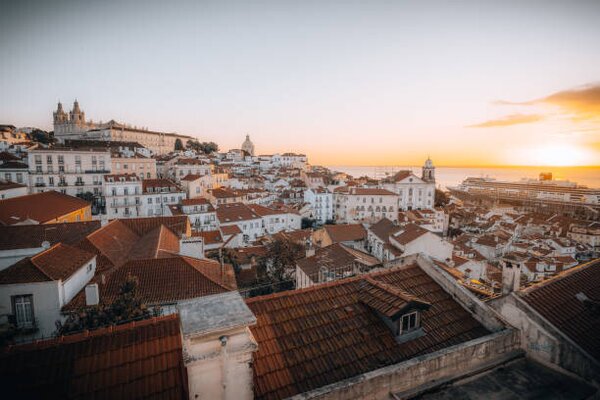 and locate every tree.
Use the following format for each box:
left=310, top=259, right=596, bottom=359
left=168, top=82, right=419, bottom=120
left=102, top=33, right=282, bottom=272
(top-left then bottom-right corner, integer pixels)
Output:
left=185, top=140, right=219, bottom=154
left=257, top=238, right=304, bottom=283
left=76, top=191, right=94, bottom=203
left=30, top=129, right=54, bottom=145
left=174, top=138, right=184, bottom=151
left=56, top=274, right=153, bottom=335
left=434, top=188, right=450, bottom=207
